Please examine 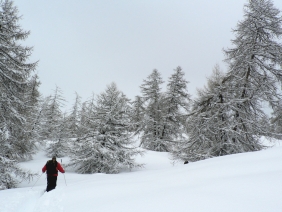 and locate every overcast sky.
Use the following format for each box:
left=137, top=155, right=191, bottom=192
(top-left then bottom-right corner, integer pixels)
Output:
left=15, top=0, right=282, bottom=110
